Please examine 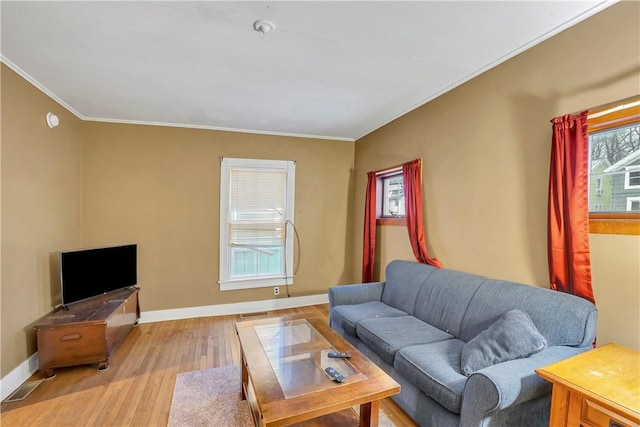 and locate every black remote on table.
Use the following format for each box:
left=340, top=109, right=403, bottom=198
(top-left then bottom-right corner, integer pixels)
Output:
left=324, top=367, right=346, bottom=383
left=328, top=352, right=351, bottom=358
